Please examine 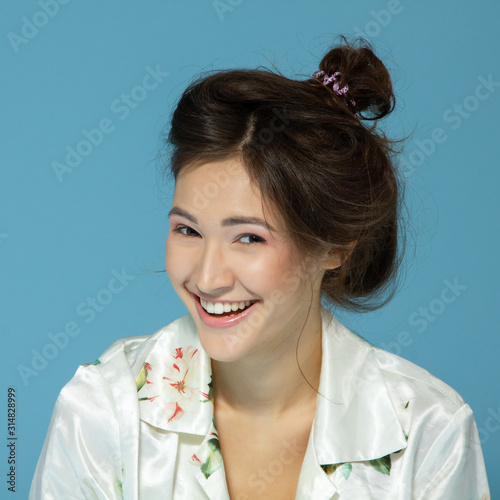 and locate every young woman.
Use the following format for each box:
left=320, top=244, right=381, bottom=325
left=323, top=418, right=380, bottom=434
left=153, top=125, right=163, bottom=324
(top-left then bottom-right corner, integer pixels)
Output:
left=30, top=38, right=490, bottom=499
